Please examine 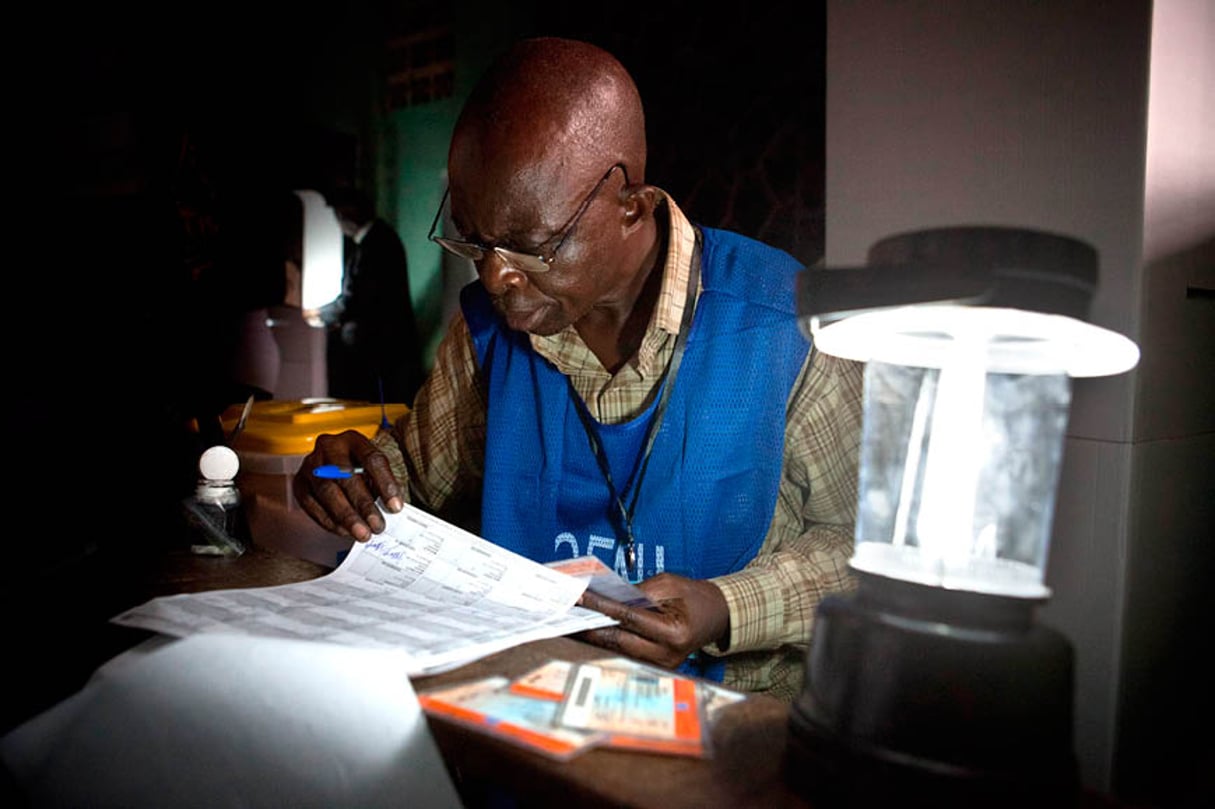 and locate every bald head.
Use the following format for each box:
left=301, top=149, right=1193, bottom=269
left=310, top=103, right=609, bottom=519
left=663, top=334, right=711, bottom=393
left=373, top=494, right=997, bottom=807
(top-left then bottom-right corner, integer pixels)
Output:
left=444, top=38, right=664, bottom=349
left=450, top=38, right=647, bottom=202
